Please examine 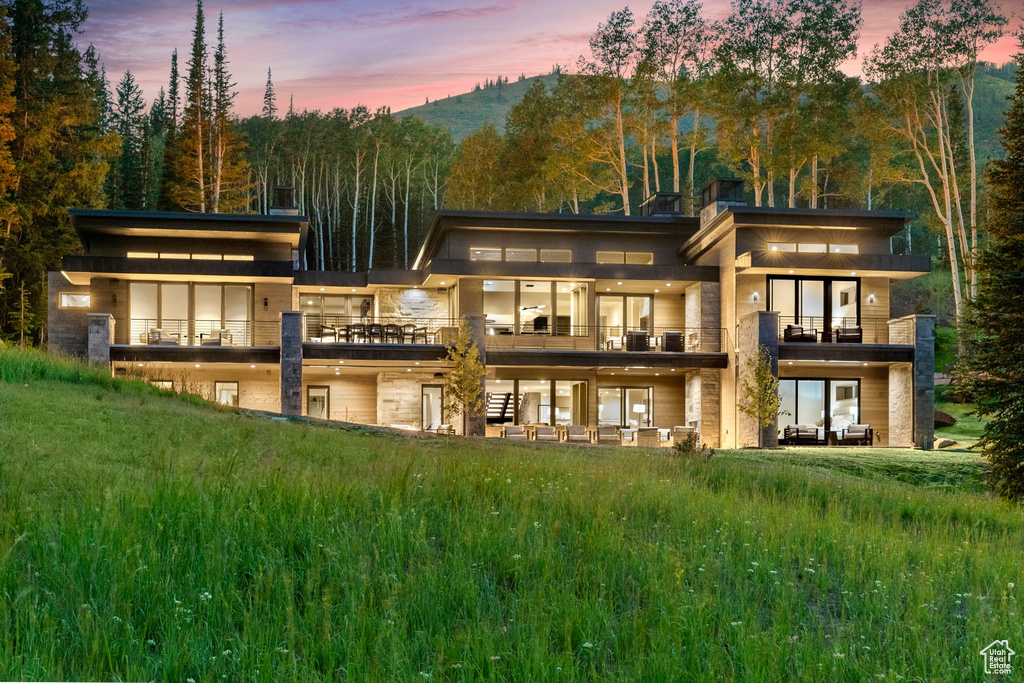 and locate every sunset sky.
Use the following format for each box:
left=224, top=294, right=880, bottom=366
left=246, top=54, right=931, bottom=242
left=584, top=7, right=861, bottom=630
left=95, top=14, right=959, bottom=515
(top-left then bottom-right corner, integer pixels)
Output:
left=78, top=0, right=1024, bottom=117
